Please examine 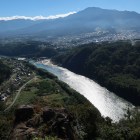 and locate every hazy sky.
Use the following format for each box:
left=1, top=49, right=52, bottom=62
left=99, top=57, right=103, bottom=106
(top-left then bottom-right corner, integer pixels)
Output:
left=0, top=0, right=140, bottom=17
